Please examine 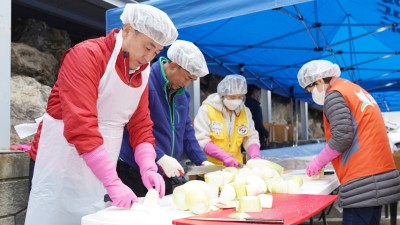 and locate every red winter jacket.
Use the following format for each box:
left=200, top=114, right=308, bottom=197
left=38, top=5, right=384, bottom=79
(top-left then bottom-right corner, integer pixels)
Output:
left=30, top=29, right=155, bottom=160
